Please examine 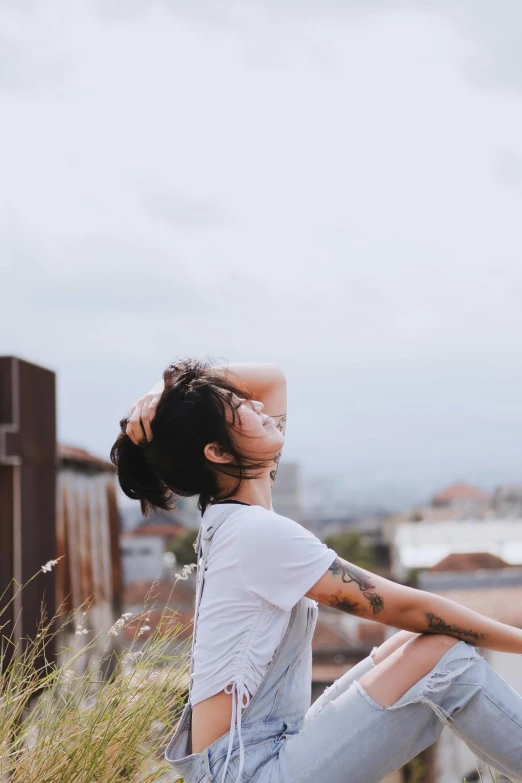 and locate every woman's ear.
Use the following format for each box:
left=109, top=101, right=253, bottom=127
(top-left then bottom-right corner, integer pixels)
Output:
left=203, top=442, right=233, bottom=465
